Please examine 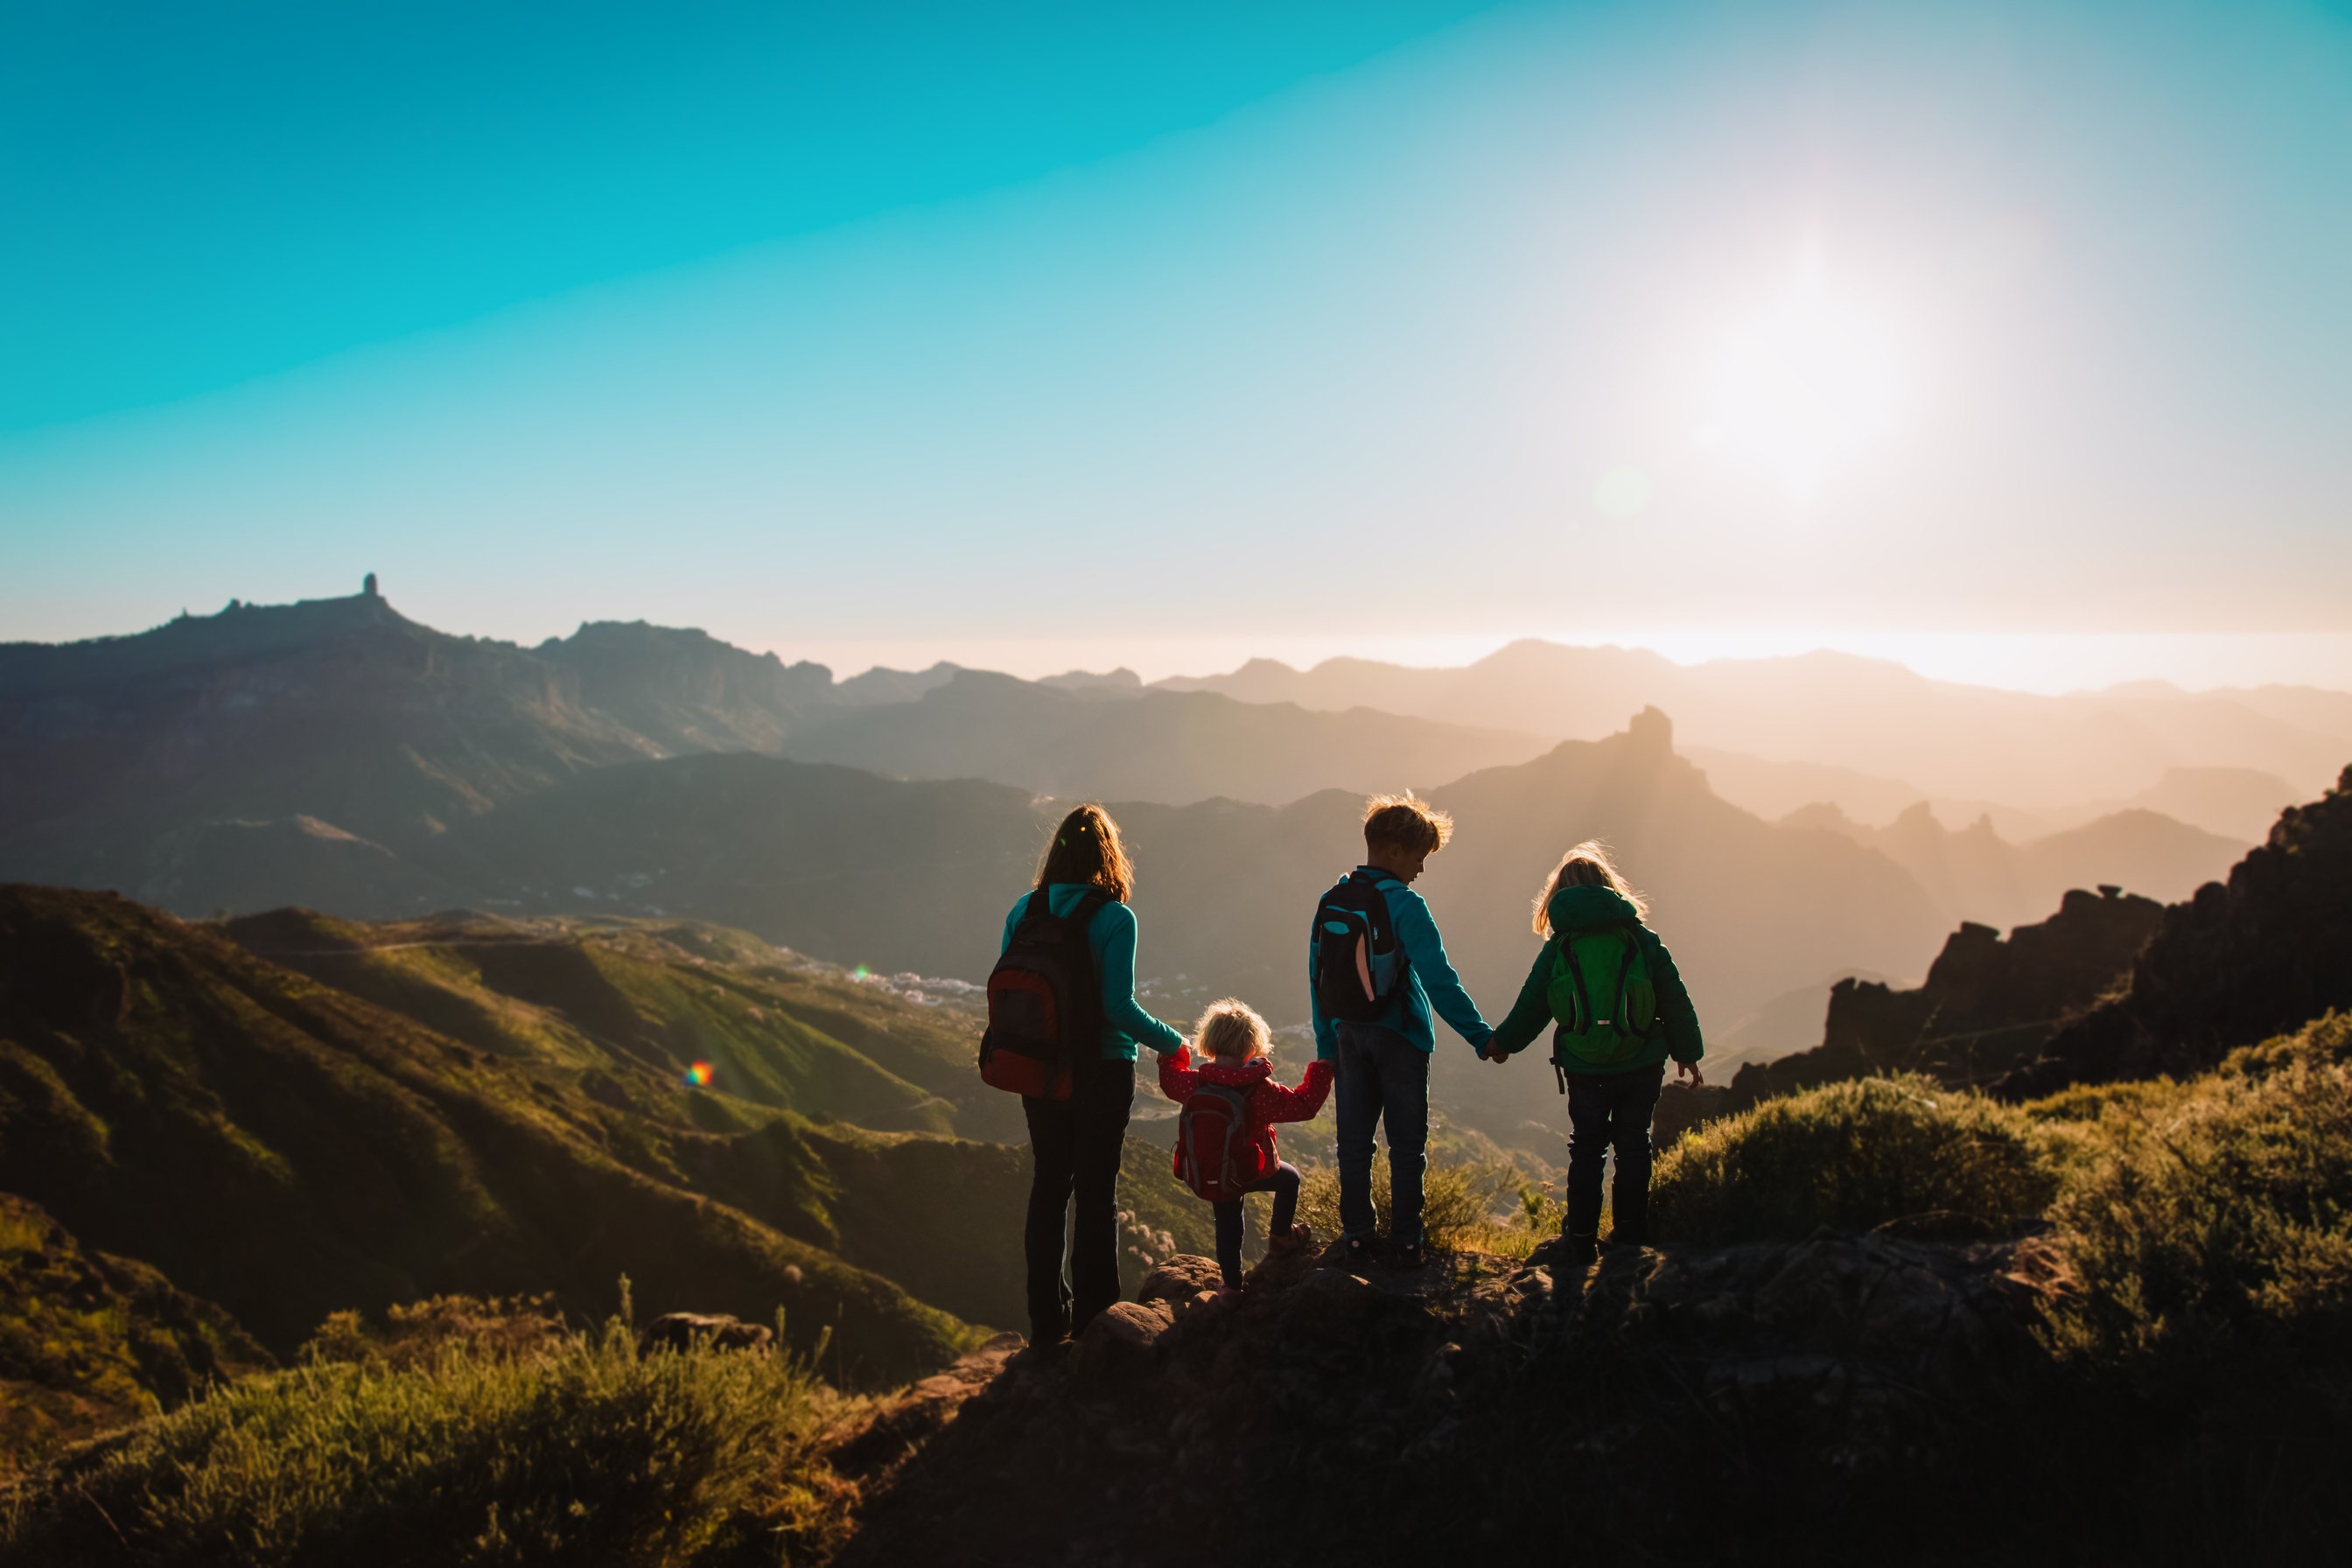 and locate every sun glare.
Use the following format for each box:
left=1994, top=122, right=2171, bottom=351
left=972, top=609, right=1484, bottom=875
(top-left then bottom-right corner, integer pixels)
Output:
left=1698, top=243, right=1909, bottom=508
